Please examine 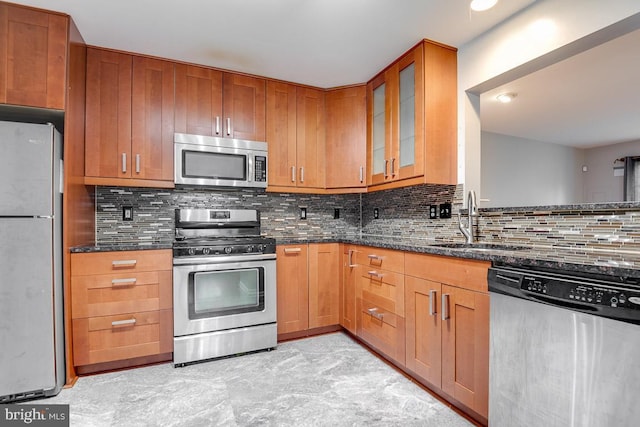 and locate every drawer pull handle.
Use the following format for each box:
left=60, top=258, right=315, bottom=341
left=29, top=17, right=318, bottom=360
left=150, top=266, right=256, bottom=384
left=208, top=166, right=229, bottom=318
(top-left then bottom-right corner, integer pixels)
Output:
left=284, top=248, right=302, bottom=254
left=367, top=254, right=382, bottom=261
left=367, top=308, right=384, bottom=321
left=111, top=278, right=137, bottom=287
left=429, top=290, right=437, bottom=316
left=442, top=293, right=450, bottom=321
left=111, top=318, right=136, bottom=327
left=367, top=270, right=383, bottom=279
left=112, top=260, right=137, bottom=267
